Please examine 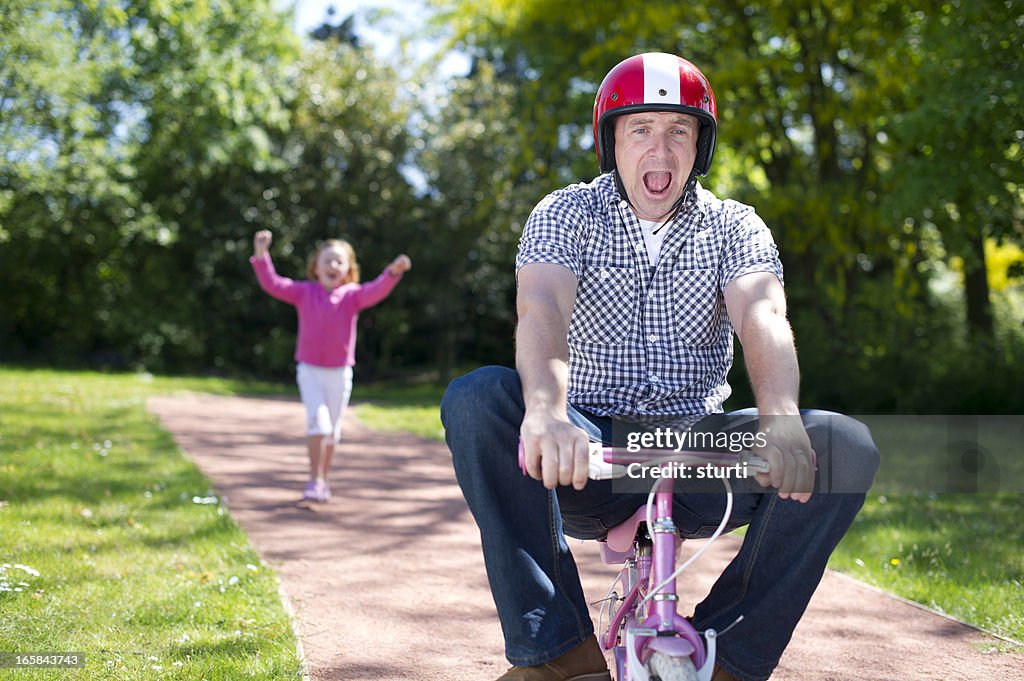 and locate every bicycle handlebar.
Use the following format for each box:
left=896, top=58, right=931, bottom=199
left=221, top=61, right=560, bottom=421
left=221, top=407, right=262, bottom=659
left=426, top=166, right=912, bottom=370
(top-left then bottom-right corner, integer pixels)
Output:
left=517, top=440, right=770, bottom=480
